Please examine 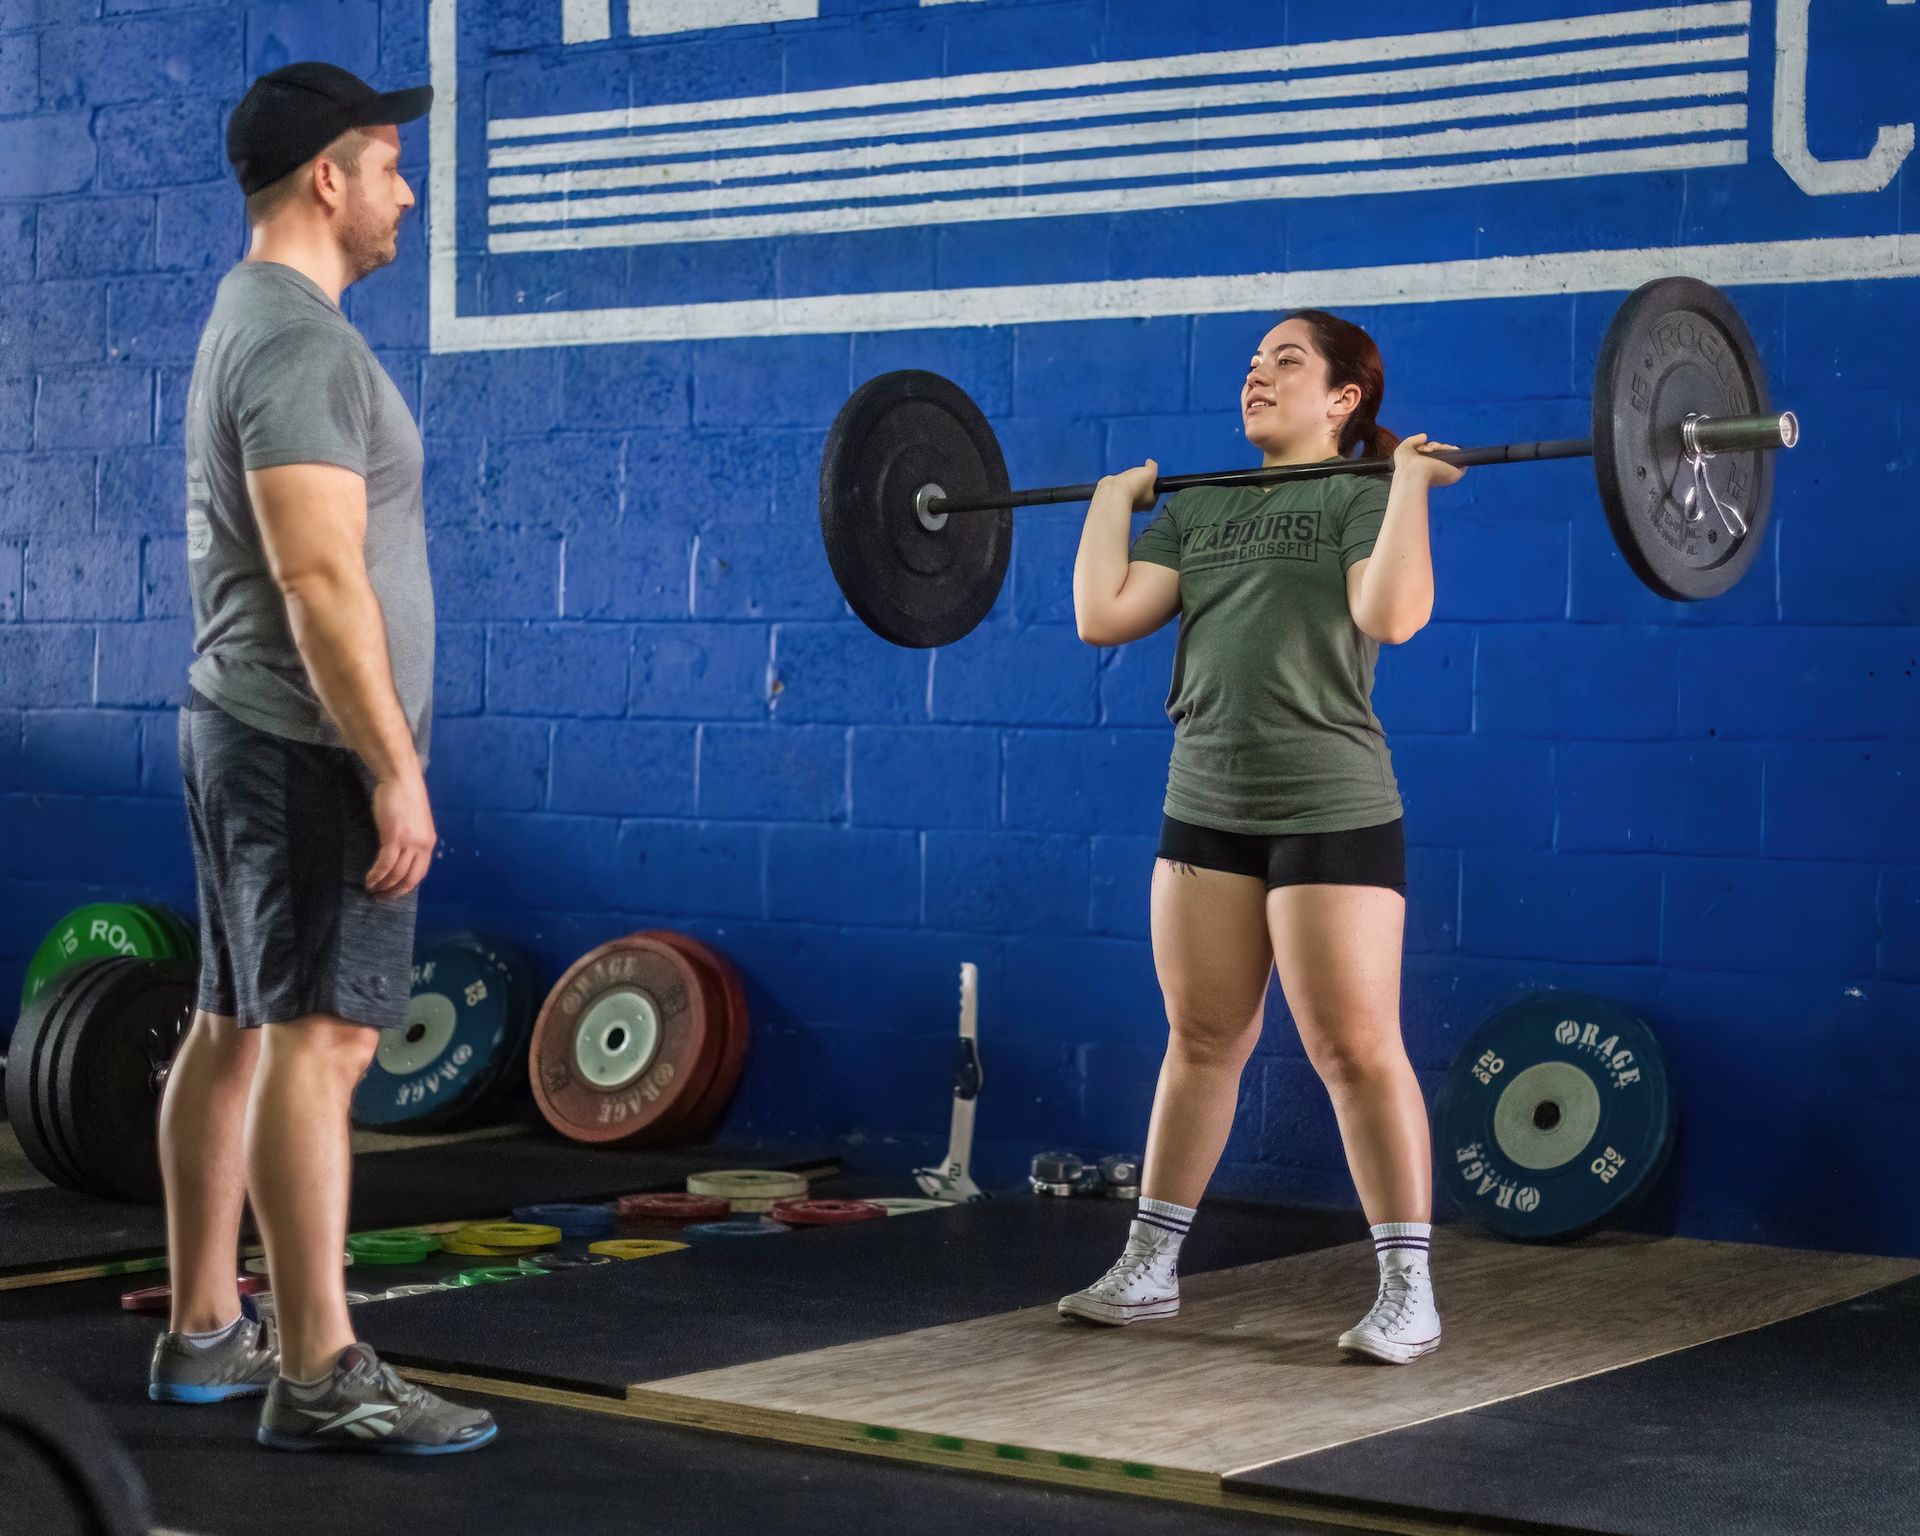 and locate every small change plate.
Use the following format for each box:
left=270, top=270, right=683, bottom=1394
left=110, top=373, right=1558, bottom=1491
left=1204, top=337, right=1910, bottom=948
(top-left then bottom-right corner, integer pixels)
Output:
left=1434, top=992, right=1676, bottom=1241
